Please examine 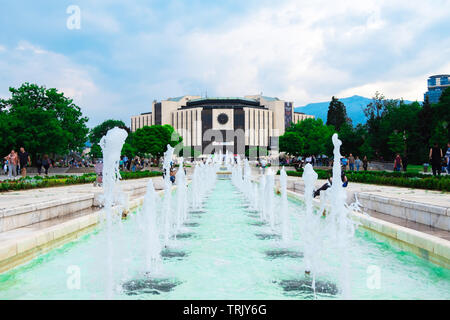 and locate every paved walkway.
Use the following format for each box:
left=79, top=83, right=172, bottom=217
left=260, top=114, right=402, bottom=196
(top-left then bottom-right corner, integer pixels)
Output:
left=282, top=176, right=450, bottom=208
left=0, top=177, right=164, bottom=212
